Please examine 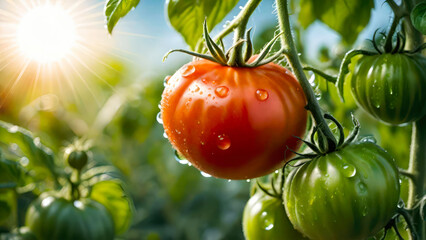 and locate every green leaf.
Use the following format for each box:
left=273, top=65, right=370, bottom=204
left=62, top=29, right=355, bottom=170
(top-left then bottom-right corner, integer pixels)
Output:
left=0, top=159, right=28, bottom=187
left=411, top=2, right=426, bottom=35
left=167, top=0, right=239, bottom=50
left=105, top=0, right=140, bottom=34
left=90, top=180, right=134, bottom=235
left=299, top=0, right=374, bottom=44
left=0, top=121, right=58, bottom=180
